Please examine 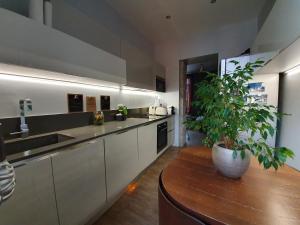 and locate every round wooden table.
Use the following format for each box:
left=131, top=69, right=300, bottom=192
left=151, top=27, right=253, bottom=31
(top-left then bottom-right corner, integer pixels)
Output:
left=159, top=147, right=300, bottom=225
